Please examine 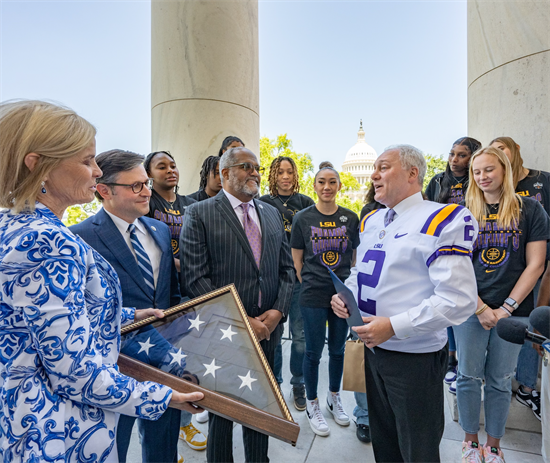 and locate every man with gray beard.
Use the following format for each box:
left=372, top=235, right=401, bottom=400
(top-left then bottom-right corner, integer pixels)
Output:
left=179, top=147, right=295, bottom=462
